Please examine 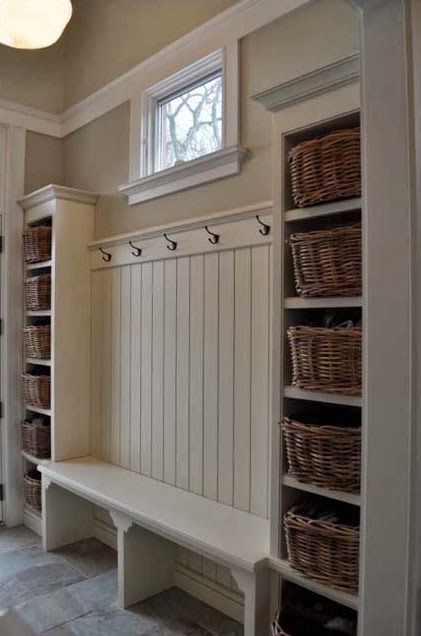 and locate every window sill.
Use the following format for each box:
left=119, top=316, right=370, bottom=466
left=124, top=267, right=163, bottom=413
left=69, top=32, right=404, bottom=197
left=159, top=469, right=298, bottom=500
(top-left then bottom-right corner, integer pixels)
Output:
left=119, top=145, right=249, bottom=205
